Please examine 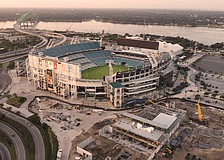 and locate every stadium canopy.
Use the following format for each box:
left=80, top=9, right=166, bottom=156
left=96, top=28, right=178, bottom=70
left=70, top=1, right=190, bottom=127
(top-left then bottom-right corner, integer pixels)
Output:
left=35, top=42, right=101, bottom=58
